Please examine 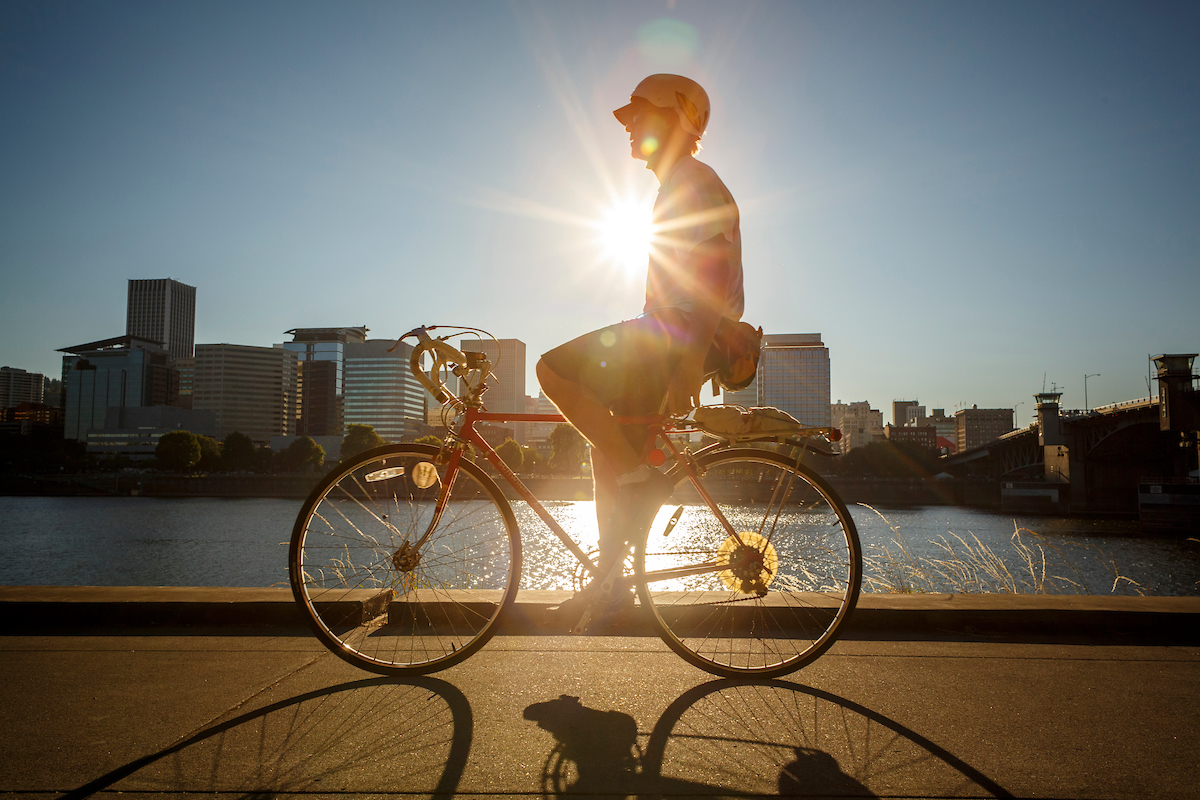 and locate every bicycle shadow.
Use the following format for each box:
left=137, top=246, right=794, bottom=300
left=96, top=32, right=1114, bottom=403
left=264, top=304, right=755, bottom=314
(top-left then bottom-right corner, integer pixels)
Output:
left=62, top=676, right=472, bottom=799
left=524, top=680, right=1013, bottom=799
